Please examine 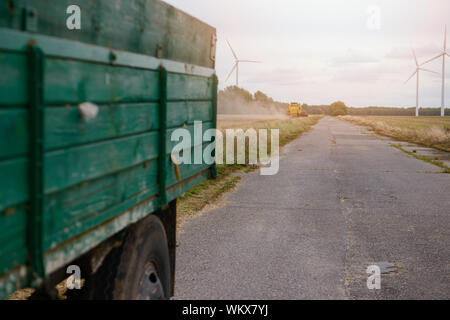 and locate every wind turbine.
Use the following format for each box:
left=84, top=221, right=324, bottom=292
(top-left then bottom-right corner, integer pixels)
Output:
left=420, top=25, right=449, bottom=117
left=225, top=40, right=260, bottom=86
left=405, top=49, right=439, bottom=117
